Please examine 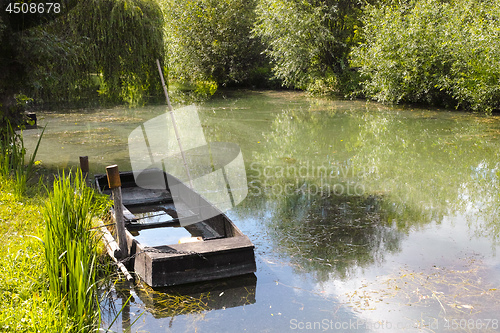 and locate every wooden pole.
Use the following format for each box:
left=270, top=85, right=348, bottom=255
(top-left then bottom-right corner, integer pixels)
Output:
left=156, top=58, right=173, bottom=111
left=106, top=165, right=128, bottom=259
left=80, top=158, right=132, bottom=279
left=79, top=156, right=89, bottom=180
left=155, top=59, right=194, bottom=189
